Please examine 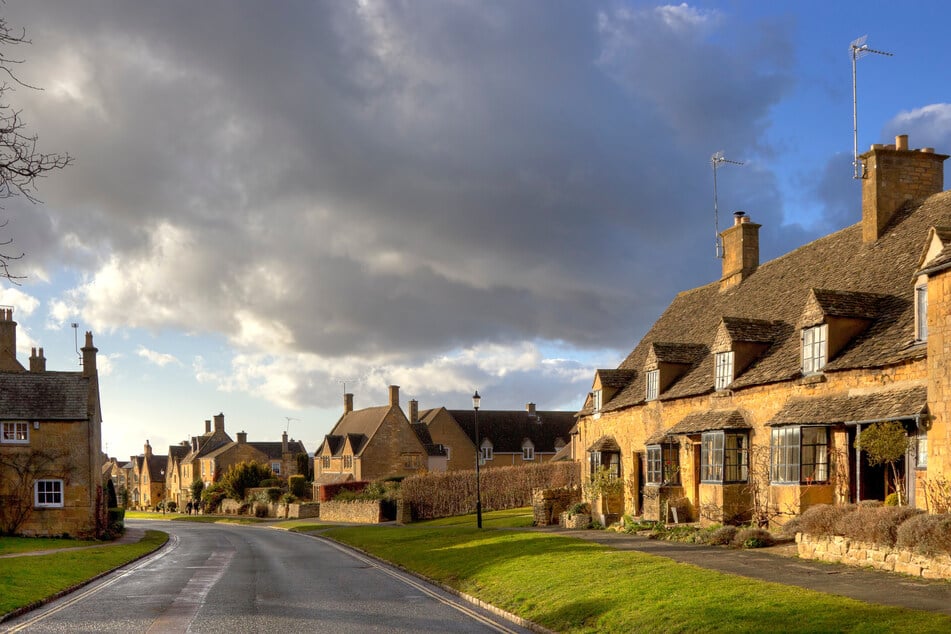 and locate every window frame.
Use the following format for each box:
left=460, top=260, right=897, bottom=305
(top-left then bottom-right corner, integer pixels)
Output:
left=34, top=479, right=64, bottom=508
left=714, top=352, right=734, bottom=391
left=522, top=443, right=535, bottom=461
left=917, top=430, right=928, bottom=469
left=801, top=324, right=828, bottom=374
left=1, top=420, right=29, bottom=444
left=271, top=461, right=282, bottom=475
left=343, top=455, right=353, bottom=470
left=646, top=443, right=679, bottom=485
left=480, top=443, right=493, bottom=462
left=916, top=284, right=928, bottom=341
left=592, top=389, right=603, bottom=411
left=320, top=456, right=331, bottom=470
left=770, top=426, right=829, bottom=484
left=645, top=370, right=659, bottom=401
